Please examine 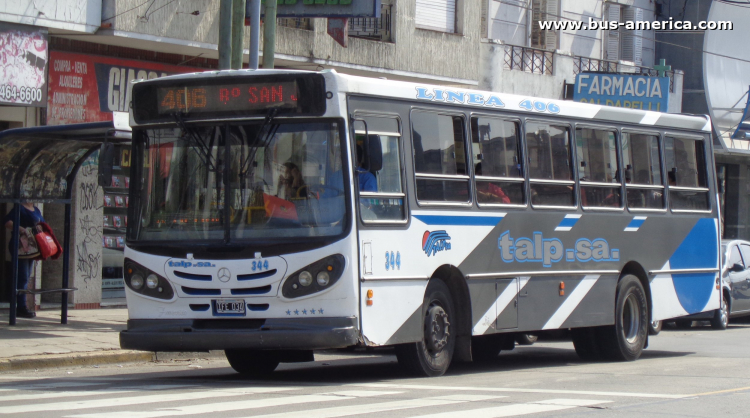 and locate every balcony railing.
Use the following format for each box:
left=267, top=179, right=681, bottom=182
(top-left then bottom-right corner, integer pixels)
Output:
left=573, top=57, right=675, bottom=92
left=504, top=45, right=553, bottom=75
left=349, top=2, right=393, bottom=42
